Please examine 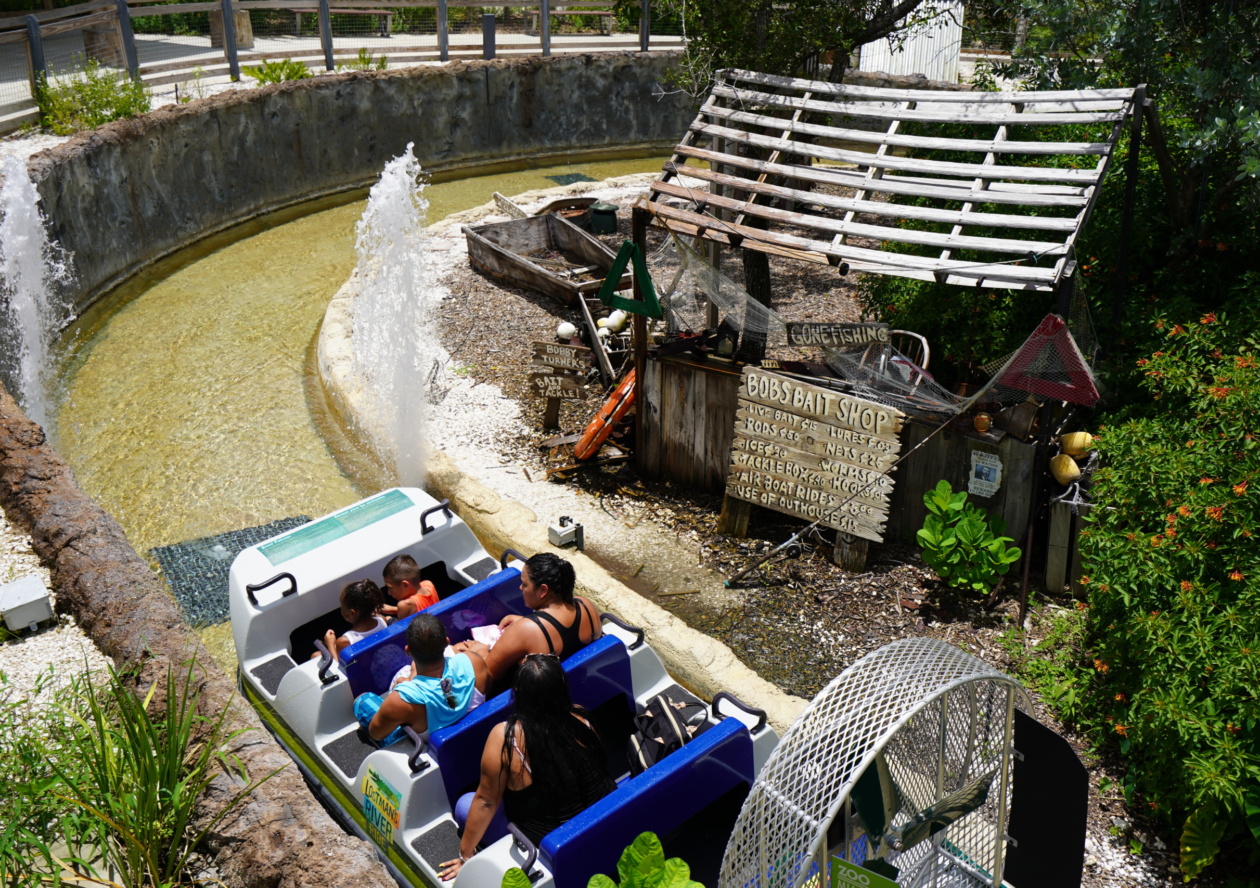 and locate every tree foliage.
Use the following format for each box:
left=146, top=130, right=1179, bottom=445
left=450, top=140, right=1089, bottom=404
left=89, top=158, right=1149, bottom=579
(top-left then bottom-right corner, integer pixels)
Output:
left=658, top=0, right=938, bottom=95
